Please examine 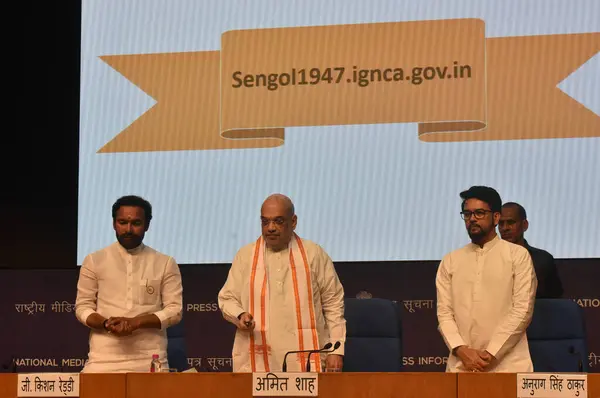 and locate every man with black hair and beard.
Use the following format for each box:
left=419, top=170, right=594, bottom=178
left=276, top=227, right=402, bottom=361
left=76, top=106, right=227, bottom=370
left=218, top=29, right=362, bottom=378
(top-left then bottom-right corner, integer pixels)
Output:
left=436, top=186, right=537, bottom=373
left=75, top=195, right=182, bottom=372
